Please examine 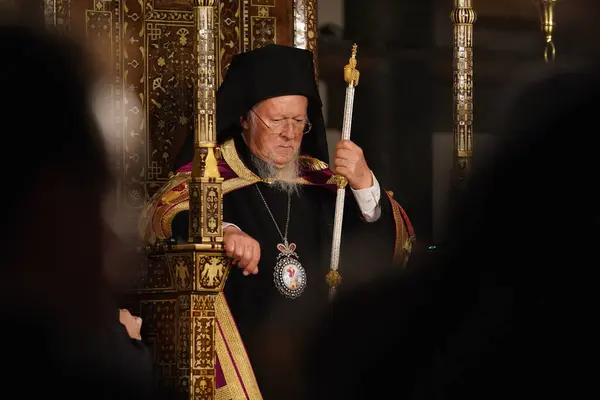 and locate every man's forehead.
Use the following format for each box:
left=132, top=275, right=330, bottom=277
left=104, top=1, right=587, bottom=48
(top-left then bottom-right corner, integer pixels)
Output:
left=255, top=95, right=308, bottom=111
